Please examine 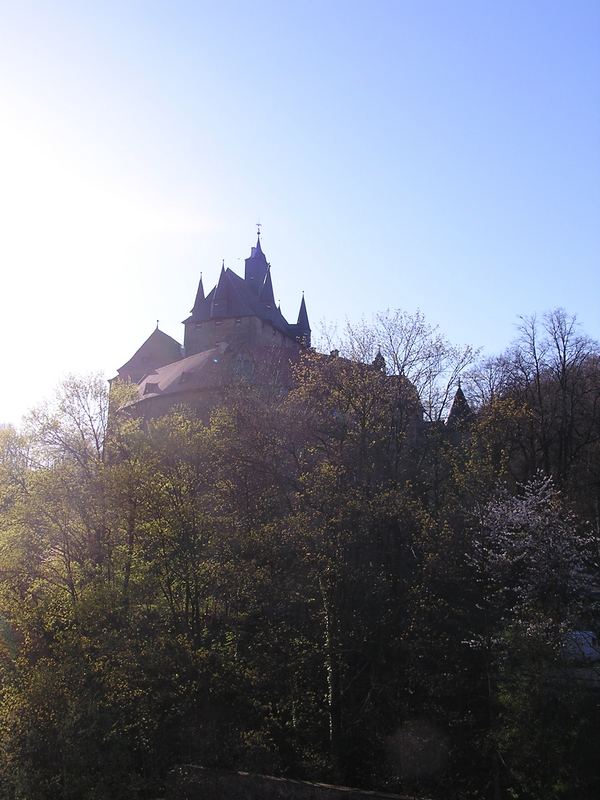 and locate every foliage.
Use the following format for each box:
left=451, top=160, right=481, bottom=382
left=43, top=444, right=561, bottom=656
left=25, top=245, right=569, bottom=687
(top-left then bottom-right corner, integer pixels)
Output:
left=0, top=309, right=598, bottom=799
